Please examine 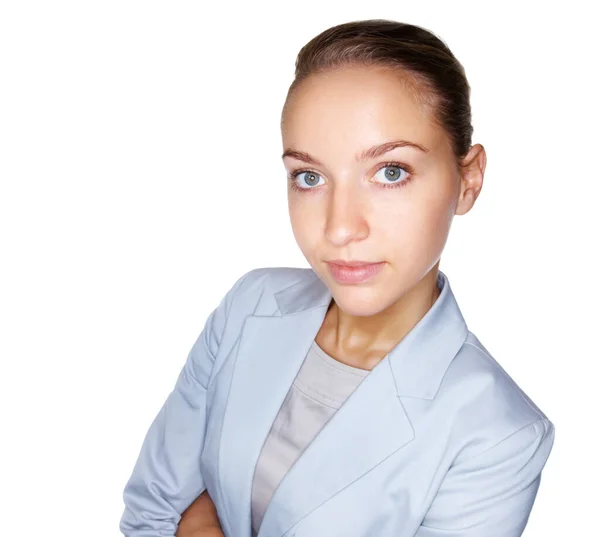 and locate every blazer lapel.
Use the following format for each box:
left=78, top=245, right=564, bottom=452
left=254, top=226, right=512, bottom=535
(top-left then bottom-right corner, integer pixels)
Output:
left=217, top=272, right=332, bottom=537
left=217, top=269, right=468, bottom=537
